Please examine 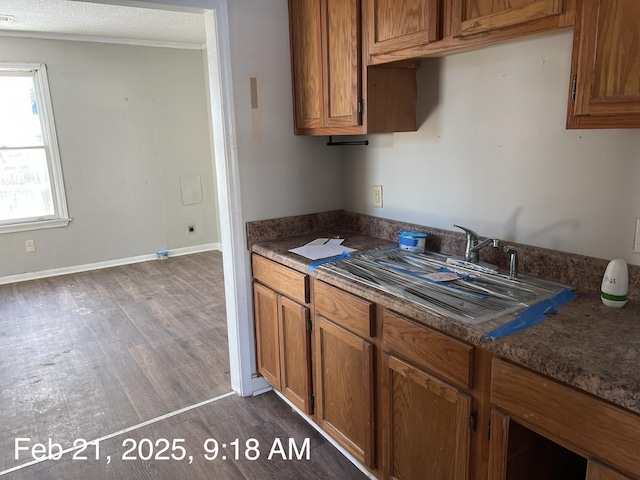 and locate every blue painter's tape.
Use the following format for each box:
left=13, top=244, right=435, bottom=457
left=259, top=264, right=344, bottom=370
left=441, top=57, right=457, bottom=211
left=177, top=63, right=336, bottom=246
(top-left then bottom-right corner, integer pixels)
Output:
left=485, top=288, right=577, bottom=339
left=308, top=251, right=352, bottom=273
